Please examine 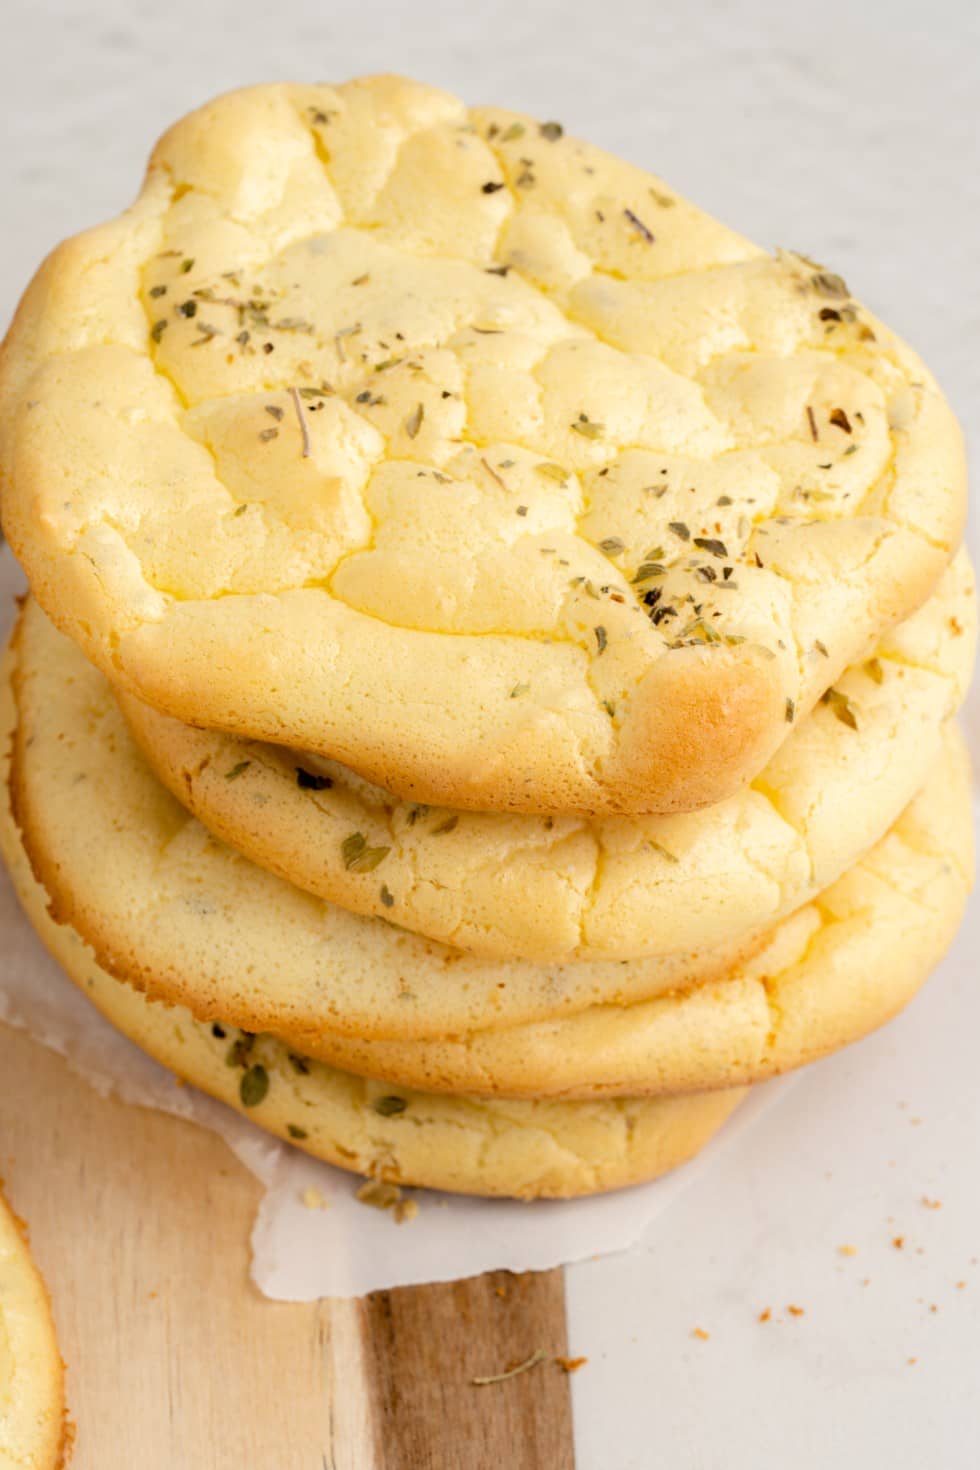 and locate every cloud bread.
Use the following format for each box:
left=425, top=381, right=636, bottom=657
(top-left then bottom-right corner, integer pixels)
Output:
left=3, top=601, right=767, bottom=1044
left=0, top=799, right=744, bottom=1201
left=0, top=76, right=966, bottom=815
left=298, top=727, right=973, bottom=1098
left=120, top=551, right=975, bottom=960
left=0, top=1186, right=66, bottom=1470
